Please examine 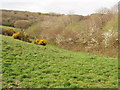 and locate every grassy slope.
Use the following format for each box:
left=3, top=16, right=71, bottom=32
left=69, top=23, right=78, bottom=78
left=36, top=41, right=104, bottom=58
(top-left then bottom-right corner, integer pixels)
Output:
left=2, top=35, right=118, bottom=88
